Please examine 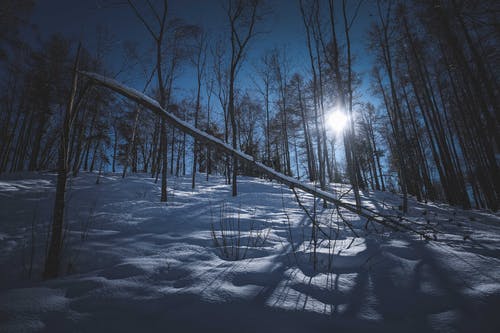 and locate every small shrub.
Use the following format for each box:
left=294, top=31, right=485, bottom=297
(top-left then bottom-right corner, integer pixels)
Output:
left=210, top=203, right=270, bottom=261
